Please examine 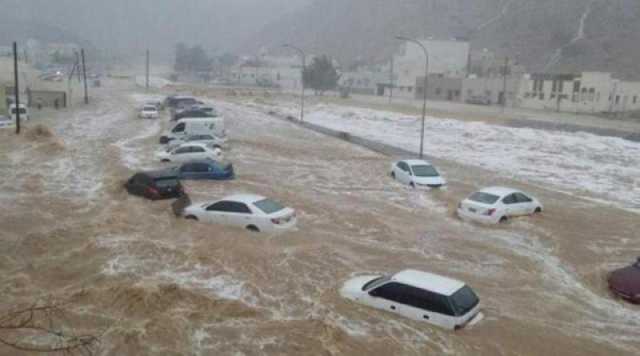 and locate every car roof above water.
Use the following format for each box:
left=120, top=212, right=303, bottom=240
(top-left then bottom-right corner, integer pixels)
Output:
left=402, top=159, right=433, bottom=166
left=478, top=186, right=520, bottom=197
left=392, top=269, right=465, bottom=296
